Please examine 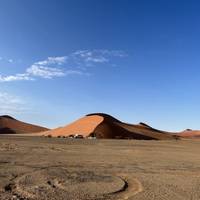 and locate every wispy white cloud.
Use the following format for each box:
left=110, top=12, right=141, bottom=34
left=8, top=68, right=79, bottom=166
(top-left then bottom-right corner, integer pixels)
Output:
left=86, top=56, right=108, bottom=63
left=99, top=50, right=128, bottom=57
left=64, top=70, right=90, bottom=76
left=26, top=65, right=65, bottom=79
left=0, top=92, right=27, bottom=114
left=8, top=59, right=13, bottom=63
left=0, top=74, right=33, bottom=82
left=71, top=49, right=126, bottom=64
left=0, top=50, right=127, bottom=82
left=35, top=56, right=67, bottom=66
left=0, top=57, right=15, bottom=63
left=0, top=56, right=70, bottom=82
